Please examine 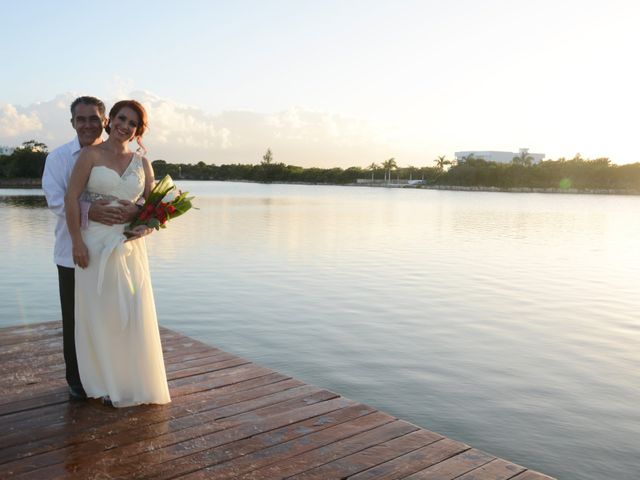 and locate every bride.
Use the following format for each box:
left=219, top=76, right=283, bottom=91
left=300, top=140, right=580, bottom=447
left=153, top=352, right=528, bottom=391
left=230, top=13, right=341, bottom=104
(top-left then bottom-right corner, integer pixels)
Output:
left=65, top=100, right=171, bottom=407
